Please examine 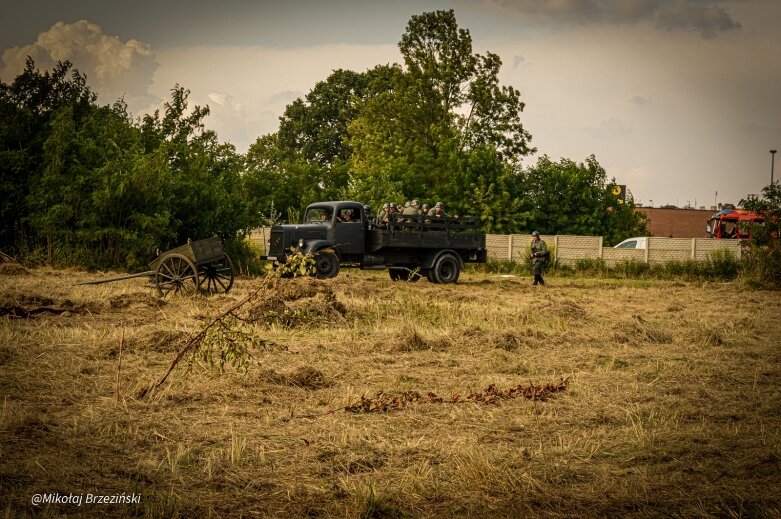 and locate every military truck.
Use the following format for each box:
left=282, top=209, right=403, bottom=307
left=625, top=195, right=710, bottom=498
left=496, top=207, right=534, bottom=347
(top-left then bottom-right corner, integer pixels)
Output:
left=261, top=201, right=487, bottom=283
